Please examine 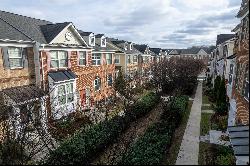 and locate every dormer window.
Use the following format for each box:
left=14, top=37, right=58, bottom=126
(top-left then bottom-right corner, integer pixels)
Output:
left=124, top=43, right=128, bottom=50
left=130, top=44, right=133, bottom=50
left=89, top=34, right=95, bottom=46
left=101, top=37, right=106, bottom=47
